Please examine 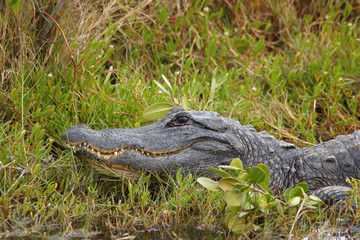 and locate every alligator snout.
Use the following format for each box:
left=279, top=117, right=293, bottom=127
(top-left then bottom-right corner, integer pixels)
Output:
left=61, top=124, right=92, bottom=144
